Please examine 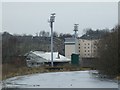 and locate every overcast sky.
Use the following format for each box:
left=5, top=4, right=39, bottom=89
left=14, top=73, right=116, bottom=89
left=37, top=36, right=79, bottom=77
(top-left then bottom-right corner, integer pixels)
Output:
left=2, top=2, right=118, bottom=36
